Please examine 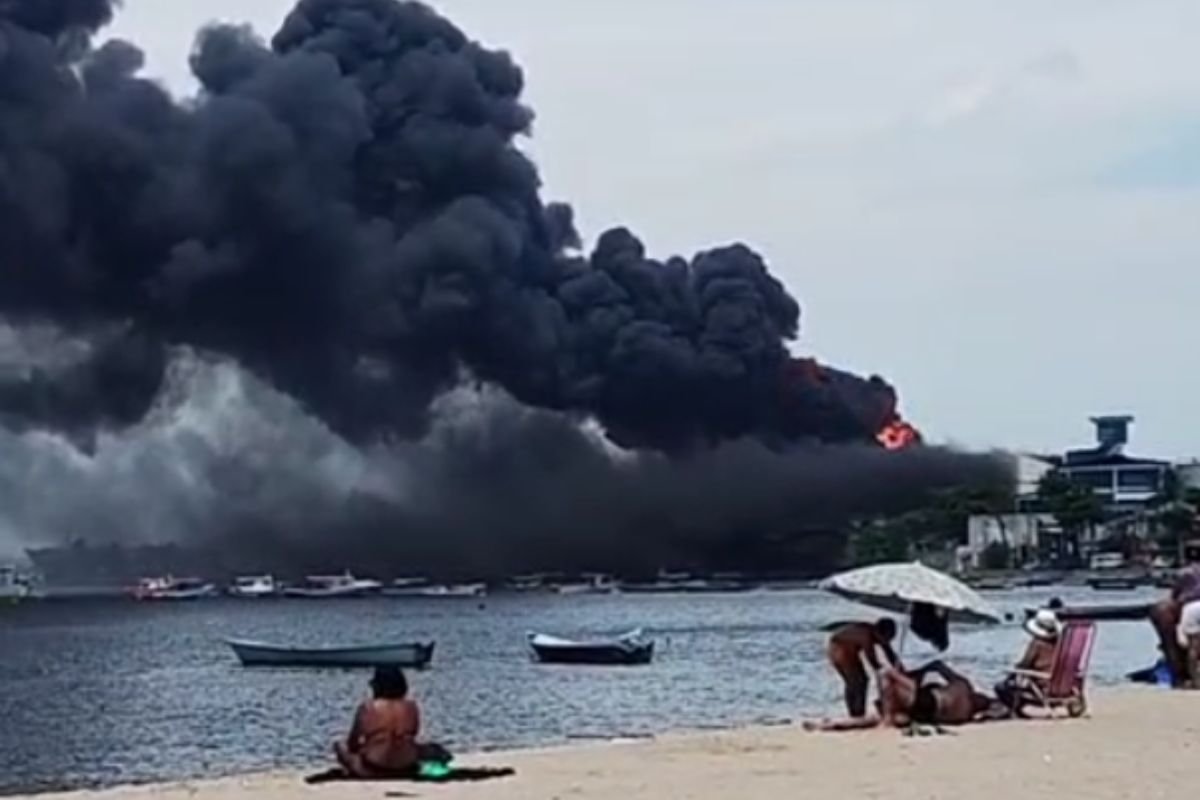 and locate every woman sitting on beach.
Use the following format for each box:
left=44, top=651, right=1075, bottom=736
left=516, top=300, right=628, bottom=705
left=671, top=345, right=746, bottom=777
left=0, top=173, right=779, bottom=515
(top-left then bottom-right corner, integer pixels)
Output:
left=334, top=666, right=451, bottom=778
left=994, top=608, right=1060, bottom=716
left=807, top=660, right=1005, bottom=732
